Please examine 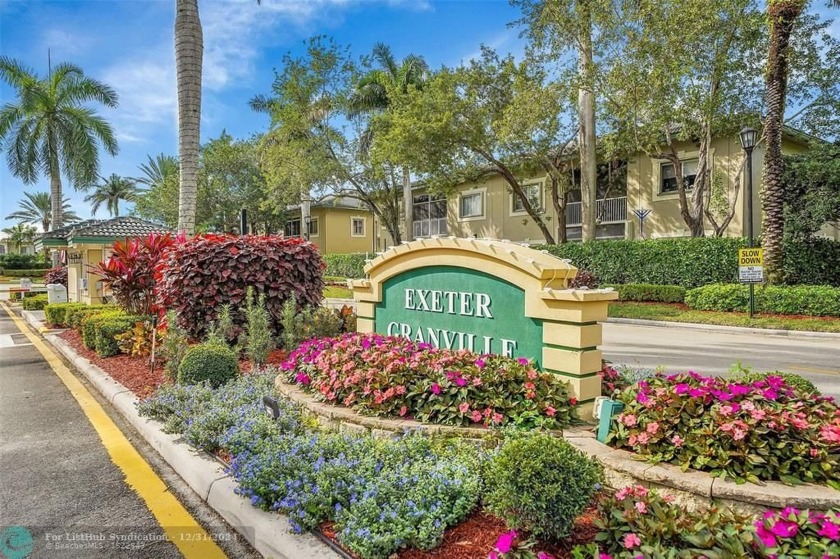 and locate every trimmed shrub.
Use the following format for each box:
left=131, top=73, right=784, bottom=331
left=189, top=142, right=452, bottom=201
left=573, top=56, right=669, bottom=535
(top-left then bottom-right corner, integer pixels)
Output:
left=22, top=294, right=48, bottom=310
left=537, top=237, right=840, bottom=288
left=154, top=234, right=324, bottom=340
left=177, top=342, right=239, bottom=388
left=66, top=304, right=115, bottom=328
left=485, top=433, right=602, bottom=539
left=81, top=310, right=126, bottom=349
left=322, top=252, right=372, bottom=279
left=605, top=283, right=686, bottom=303
left=95, top=315, right=144, bottom=357
left=283, top=333, right=577, bottom=429
left=685, top=283, right=840, bottom=316
left=44, top=266, right=68, bottom=287
left=44, top=302, right=86, bottom=327
left=3, top=268, right=48, bottom=278
left=0, top=253, right=49, bottom=270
